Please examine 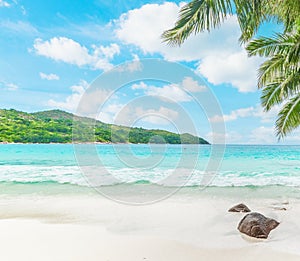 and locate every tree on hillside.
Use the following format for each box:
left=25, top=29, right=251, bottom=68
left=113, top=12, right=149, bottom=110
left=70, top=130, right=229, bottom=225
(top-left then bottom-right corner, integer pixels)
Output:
left=162, top=0, right=300, bottom=139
